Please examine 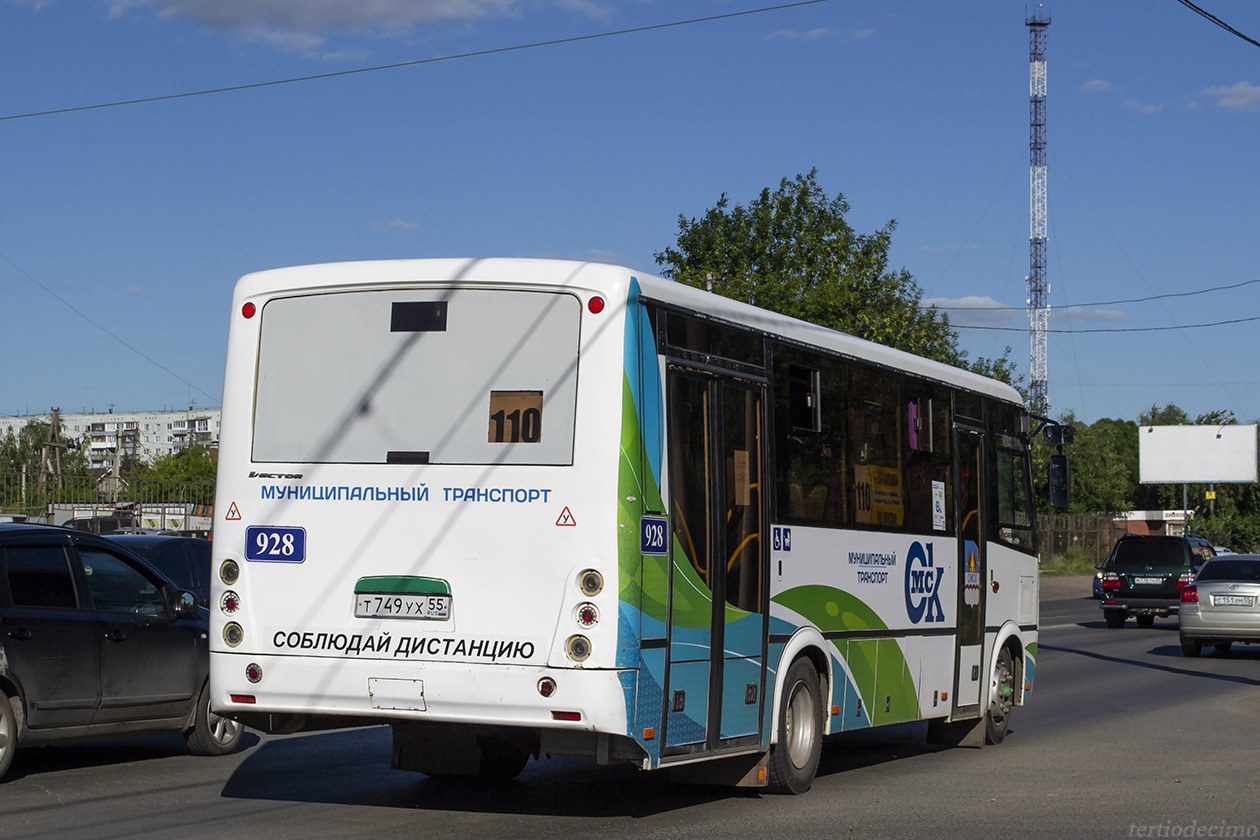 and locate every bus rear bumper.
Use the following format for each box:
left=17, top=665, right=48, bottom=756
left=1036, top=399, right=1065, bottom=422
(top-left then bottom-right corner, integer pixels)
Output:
left=211, top=652, right=633, bottom=736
